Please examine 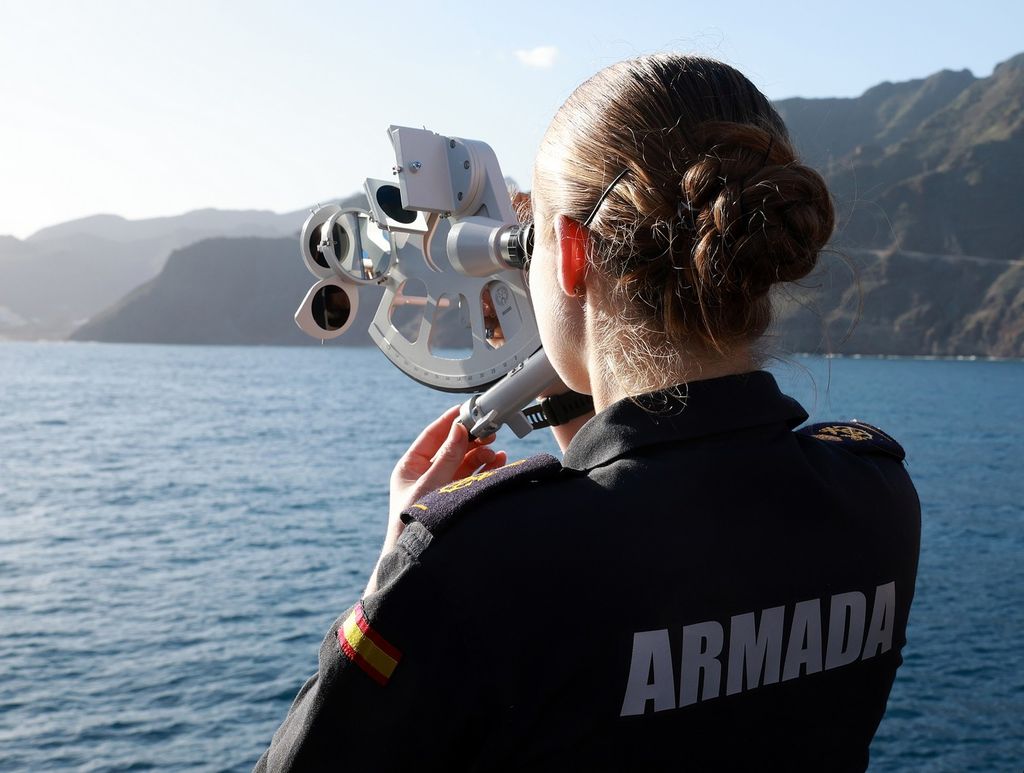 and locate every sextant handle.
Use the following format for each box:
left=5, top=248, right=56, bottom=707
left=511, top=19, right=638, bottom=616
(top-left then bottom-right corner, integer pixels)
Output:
left=457, top=348, right=561, bottom=439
